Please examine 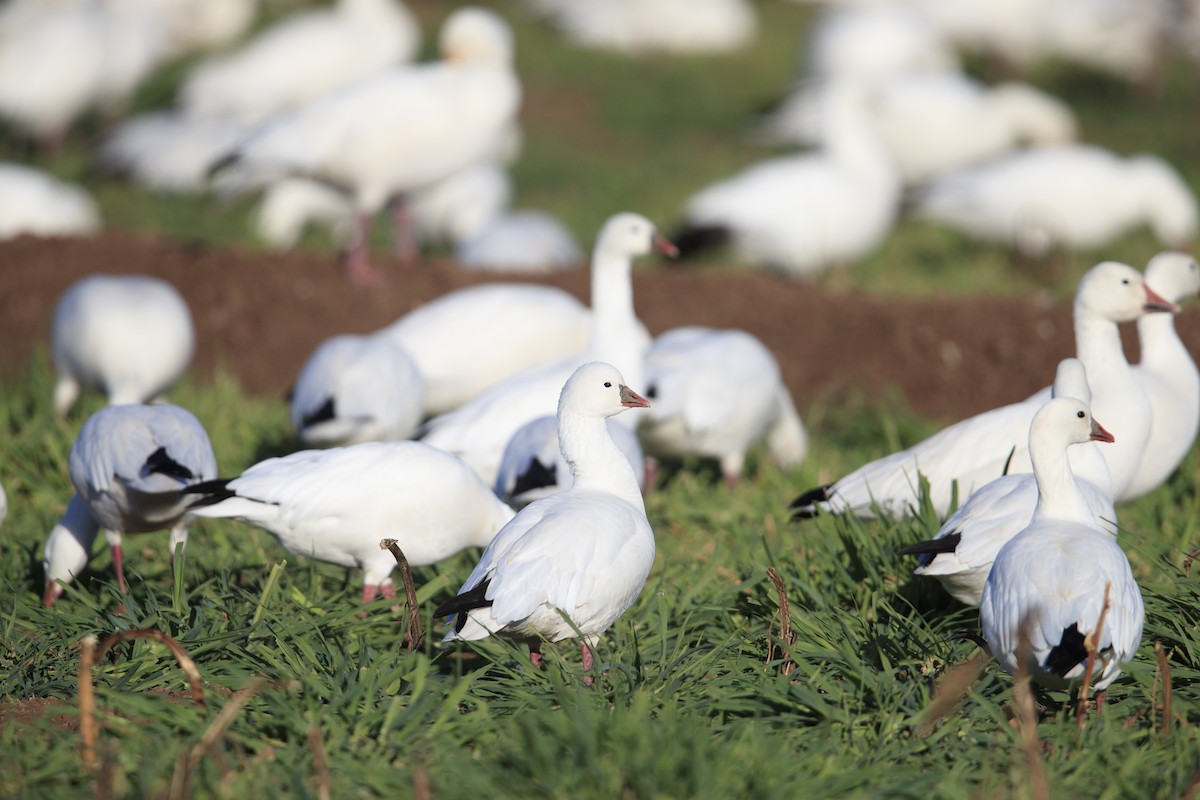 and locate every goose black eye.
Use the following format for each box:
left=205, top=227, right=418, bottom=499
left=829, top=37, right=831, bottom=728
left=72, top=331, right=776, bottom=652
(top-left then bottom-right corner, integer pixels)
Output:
left=1121, top=278, right=1130, bottom=285
left=1077, top=411, right=1085, bottom=418
left=603, top=382, right=612, bottom=388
